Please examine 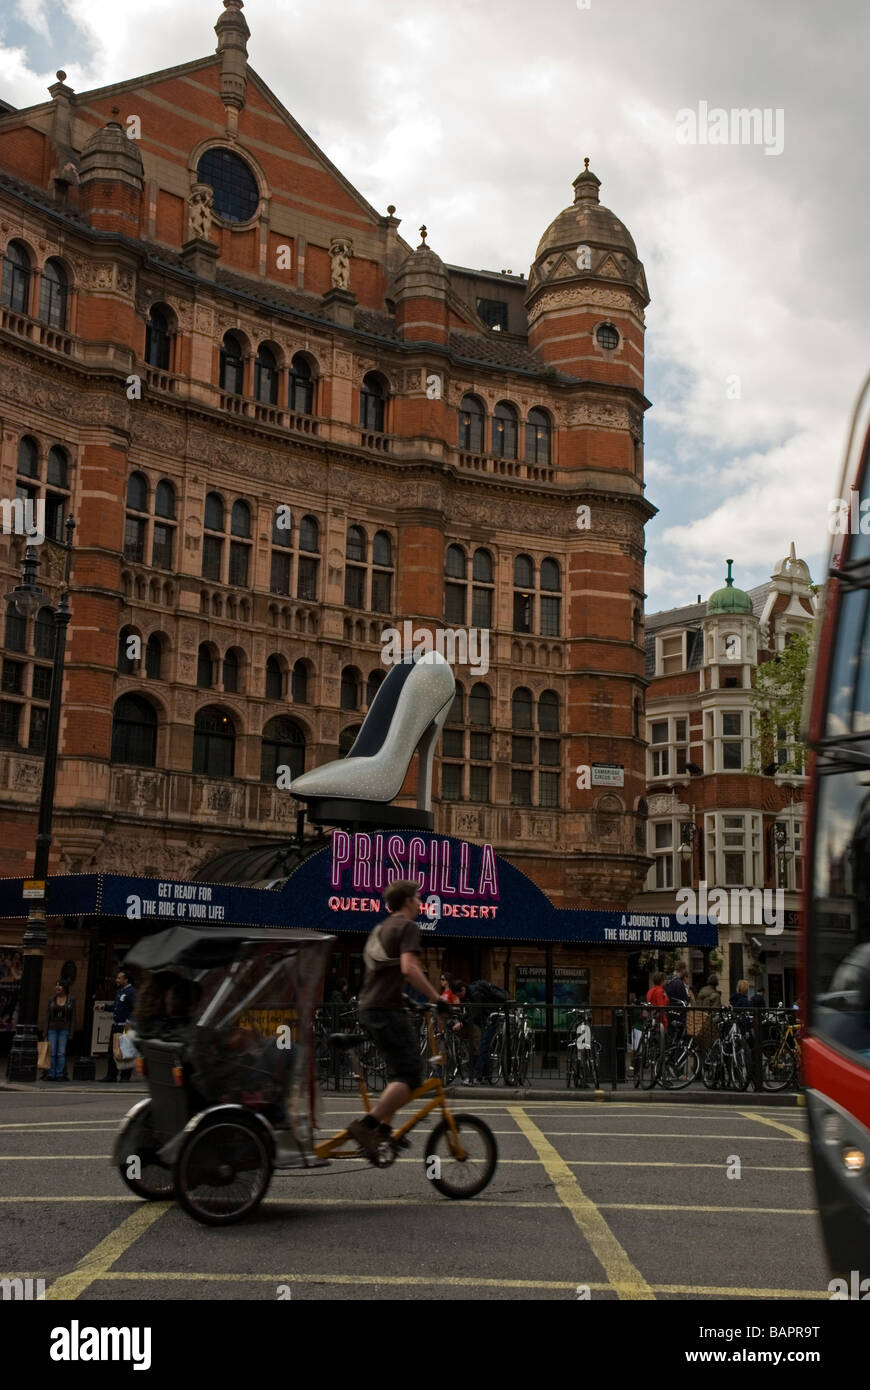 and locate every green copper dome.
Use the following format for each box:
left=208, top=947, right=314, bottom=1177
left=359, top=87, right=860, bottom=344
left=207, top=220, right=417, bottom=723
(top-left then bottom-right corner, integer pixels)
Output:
left=706, top=559, right=753, bottom=615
